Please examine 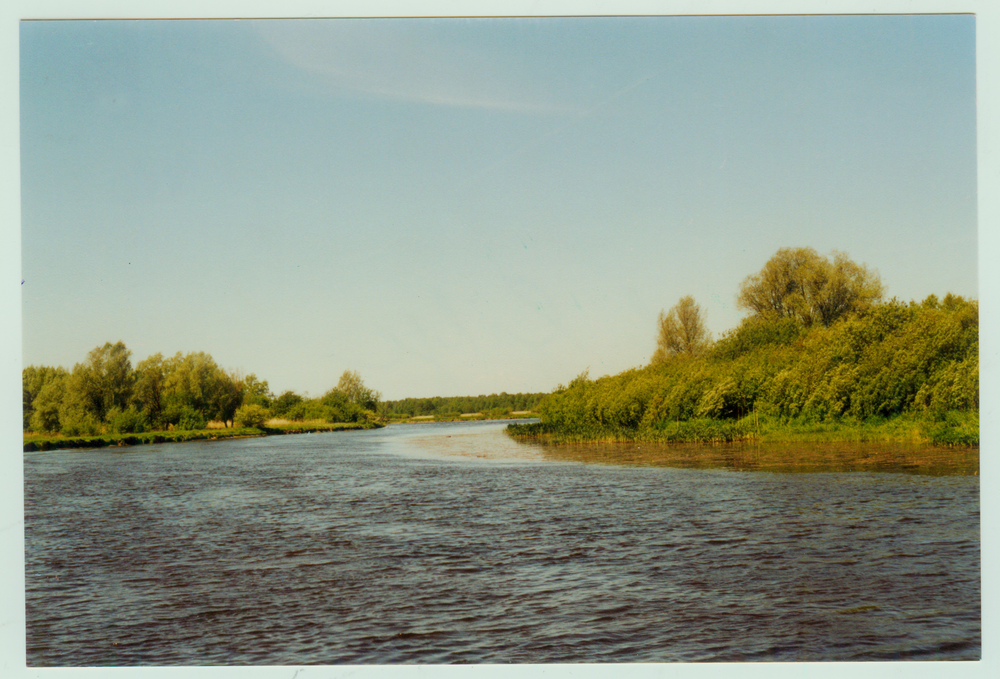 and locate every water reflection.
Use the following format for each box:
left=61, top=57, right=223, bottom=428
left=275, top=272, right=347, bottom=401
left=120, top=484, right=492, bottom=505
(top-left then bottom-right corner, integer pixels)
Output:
left=522, top=439, right=979, bottom=476
left=399, top=422, right=549, bottom=463
left=392, top=421, right=979, bottom=475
